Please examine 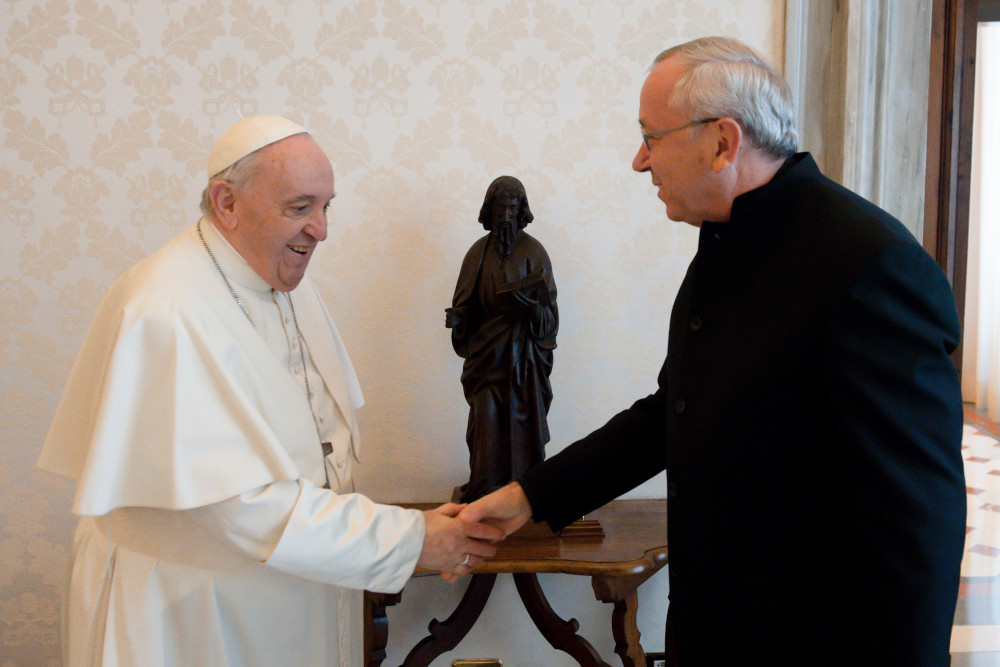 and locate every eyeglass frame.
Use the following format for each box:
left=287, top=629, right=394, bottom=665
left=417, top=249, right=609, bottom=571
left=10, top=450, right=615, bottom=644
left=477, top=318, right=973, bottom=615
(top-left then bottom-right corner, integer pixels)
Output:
left=641, top=117, right=721, bottom=150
